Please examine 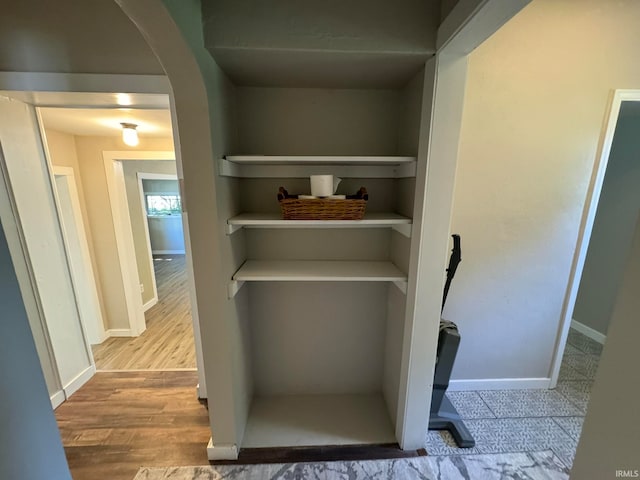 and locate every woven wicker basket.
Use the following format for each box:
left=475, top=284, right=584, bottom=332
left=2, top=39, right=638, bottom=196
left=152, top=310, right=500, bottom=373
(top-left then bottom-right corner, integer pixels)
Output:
left=277, top=186, right=368, bottom=220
